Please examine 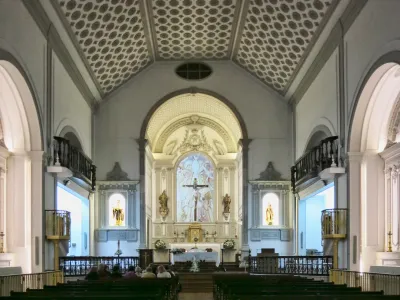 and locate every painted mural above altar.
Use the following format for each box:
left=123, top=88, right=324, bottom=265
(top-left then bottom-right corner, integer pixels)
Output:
left=176, top=153, right=215, bottom=223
